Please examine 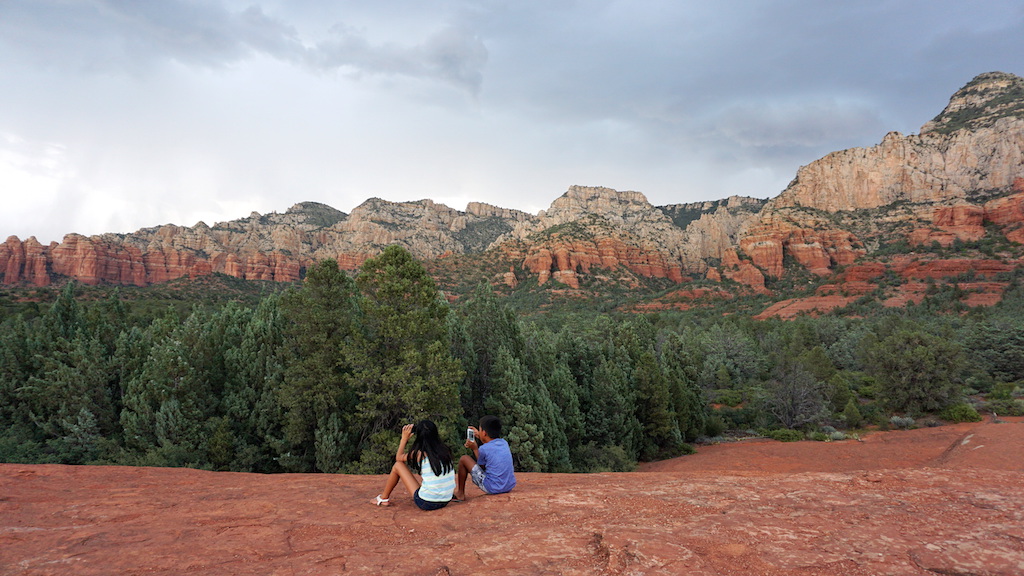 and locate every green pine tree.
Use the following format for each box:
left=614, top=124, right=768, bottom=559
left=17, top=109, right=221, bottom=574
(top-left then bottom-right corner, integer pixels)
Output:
left=633, top=350, right=682, bottom=460
left=458, top=282, right=524, bottom=418
left=584, top=350, right=641, bottom=462
left=347, top=246, right=464, bottom=472
left=279, top=259, right=361, bottom=472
